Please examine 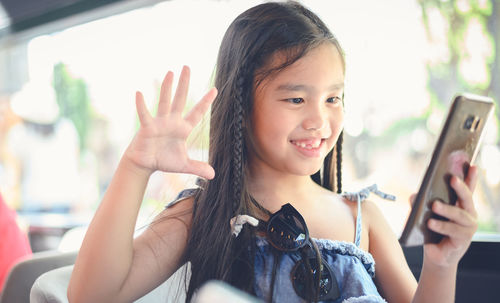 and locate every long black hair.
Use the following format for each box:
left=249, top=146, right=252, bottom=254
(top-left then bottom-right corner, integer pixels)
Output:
left=182, top=1, right=345, bottom=301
